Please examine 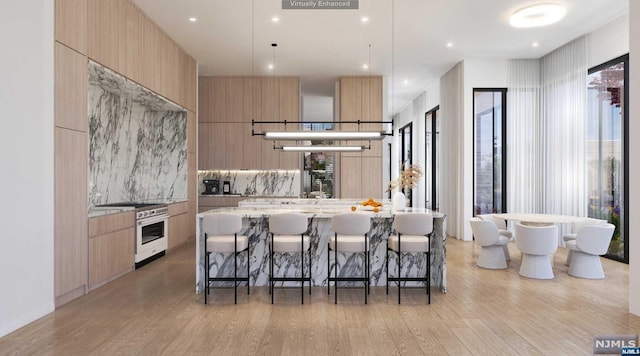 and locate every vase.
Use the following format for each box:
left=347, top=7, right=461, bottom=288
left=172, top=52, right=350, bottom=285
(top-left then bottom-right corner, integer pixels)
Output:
left=392, top=190, right=406, bottom=211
